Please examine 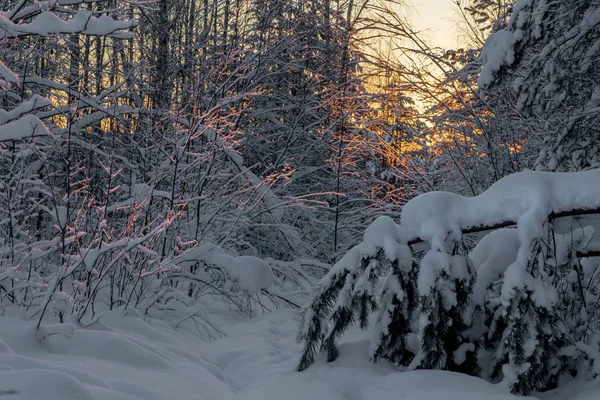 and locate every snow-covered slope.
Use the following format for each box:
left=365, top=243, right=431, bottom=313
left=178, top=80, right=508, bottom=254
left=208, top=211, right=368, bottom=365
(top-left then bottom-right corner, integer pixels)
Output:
left=1, top=307, right=597, bottom=400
